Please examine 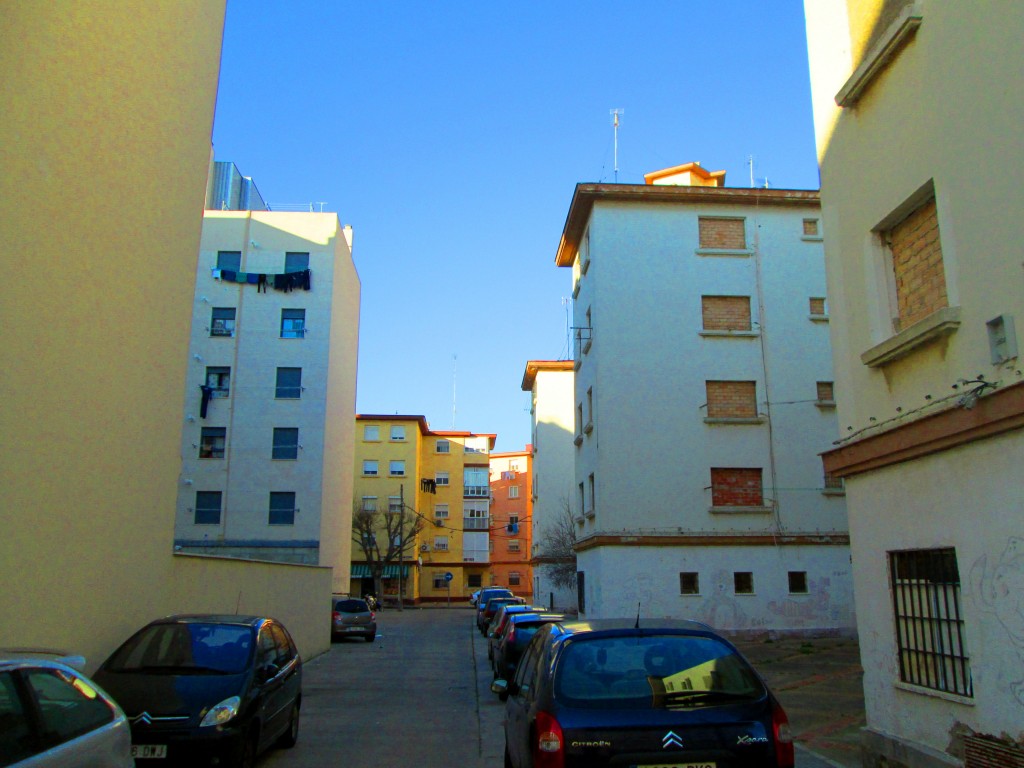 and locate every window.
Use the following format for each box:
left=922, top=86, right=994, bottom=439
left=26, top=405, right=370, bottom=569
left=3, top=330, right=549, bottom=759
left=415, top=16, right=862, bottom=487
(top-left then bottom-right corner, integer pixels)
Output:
left=280, top=308, right=306, bottom=338
left=217, top=251, right=241, bottom=271
left=434, top=536, right=449, bottom=552
left=699, top=217, right=746, bottom=249
left=883, top=191, right=948, bottom=333
left=508, top=539, right=521, bottom=552
left=194, top=491, right=221, bottom=525
left=705, top=380, right=758, bottom=419
left=199, top=427, right=226, bottom=459
left=23, top=668, right=115, bottom=746
left=508, top=486, right=520, bottom=499
left=361, top=496, right=377, bottom=512
left=269, top=492, right=296, bottom=525
left=285, top=252, right=309, bottom=273
left=389, top=460, right=405, bottom=477
left=824, top=471, right=845, bottom=492
left=711, top=468, right=764, bottom=508
left=788, top=572, right=809, bottom=594
left=463, top=501, right=488, bottom=530
left=0, top=671, right=32, bottom=764
left=588, top=473, right=595, bottom=517
left=434, top=503, right=449, bottom=519
left=889, top=548, right=972, bottom=696
left=680, top=572, right=700, bottom=595
left=810, top=297, right=828, bottom=317
left=363, top=425, right=380, bottom=441
left=435, top=471, right=449, bottom=486
left=210, top=307, right=236, bottom=337
left=363, top=460, right=379, bottom=477
left=816, top=381, right=835, bottom=404
left=584, top=387, right=593, bottom=433
left=468, top=574, right=482, bottom=588
left=436, top=439, right=450, bottom=453
left=275, top=367, right=302, bottom=399
left=464, top=467, right=488, bottom=497
left=803, top=218, right=820, bottom=237
left=432, top=573, right=449, bottom=589
left=734, top=572, right=754, bottom=594
left=206, top=366, right=230, bottom=398
left=578, top=482, right=585, bottom=519
left=702, top=295, right=752, bottom=332
left=390, top=425, right=406, bottom=441
left=509, top=571, right=521, bottom=586
left=272, top=428, right=299, bottom=460
left=388, top=496, right=402, bottom=514
left=508, top=514, right=520, bottom=529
